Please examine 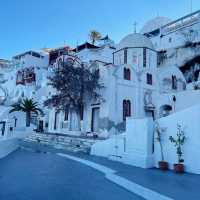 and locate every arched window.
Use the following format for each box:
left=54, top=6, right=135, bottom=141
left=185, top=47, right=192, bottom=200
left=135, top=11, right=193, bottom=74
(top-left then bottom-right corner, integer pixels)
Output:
left=126, top=100, right=131, bottom=117
left=124, top=68, right=131, bottom=80
left=123, top=100, right=131, bottom=120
